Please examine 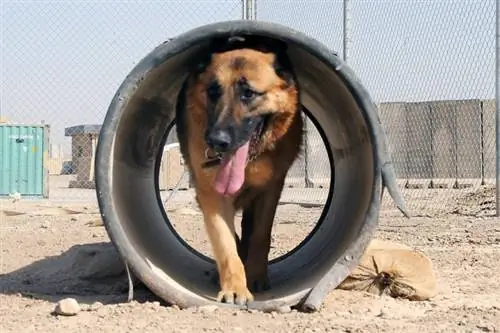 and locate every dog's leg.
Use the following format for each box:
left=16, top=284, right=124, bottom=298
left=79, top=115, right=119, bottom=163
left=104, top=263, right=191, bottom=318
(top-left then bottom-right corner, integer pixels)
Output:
left=238, top=208, right=252, bottom=263
left=241, top=178, right=285, bottom=292
left=210, top=233, right=242, bottom=287
left=196, top=188, right=254, bottom=305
